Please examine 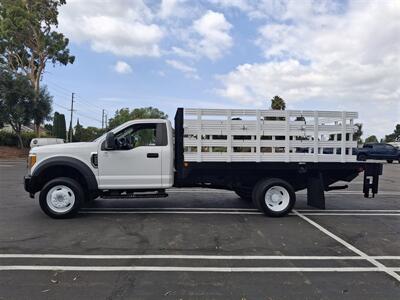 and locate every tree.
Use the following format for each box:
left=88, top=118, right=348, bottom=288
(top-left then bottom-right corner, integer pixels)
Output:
left=385, top=124, right=400, bottom=142
left=52, top=111, right=66, bottom=140
left=270, top=96, right=286, bottom=110
left=108, top=107, right=168, bottom=129
left=58, top=113, right=66, bottom=140
left=365, top=135, right=378, bottom=143
left=33, top=86, right=53, bottom=136
left=0, top=0, right=75, bottom=135
left=74, top=119, right=83, bottom=142
left=52, top=111, right=60, bottom=137
left=79, top=126, right=106, bottom=142
left=44, top=123, right=52, bottom=135
left=67, top=125, right=73, bottom=143
left=0, top=70, right=35, bottom=148
left=353, top=123, right=363, bottom=144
